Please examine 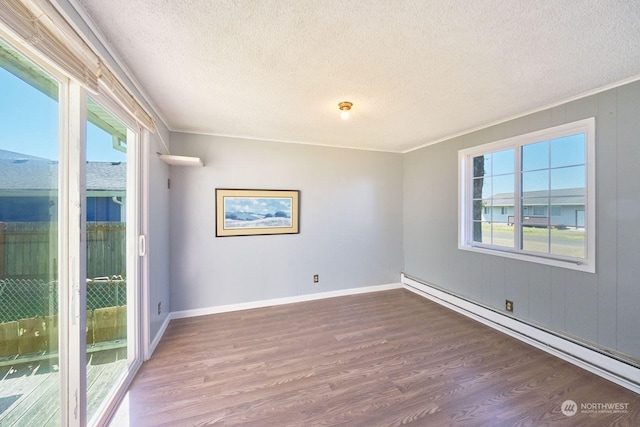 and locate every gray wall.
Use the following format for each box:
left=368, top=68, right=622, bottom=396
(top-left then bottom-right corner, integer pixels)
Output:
left=403, top=80, right=640, bottom=361
left=168, top=133, right=404, bottom=312
left=147, top=127, right=171, bottom=340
